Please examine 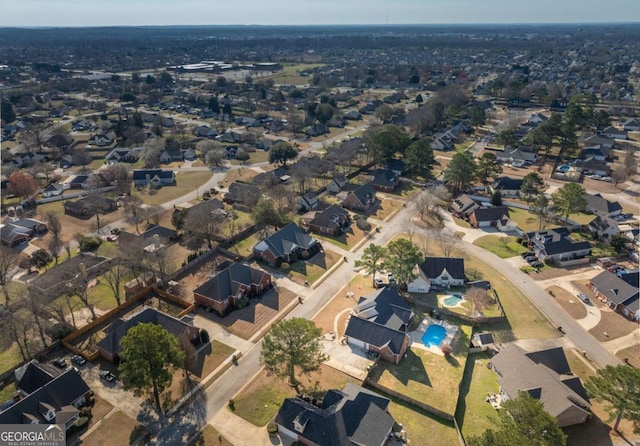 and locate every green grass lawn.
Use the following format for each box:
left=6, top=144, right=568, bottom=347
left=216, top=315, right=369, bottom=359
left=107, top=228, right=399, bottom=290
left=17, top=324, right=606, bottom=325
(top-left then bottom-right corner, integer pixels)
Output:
left=191, top=425, right=233, bottom=446
left=230, top=150, right=269, bottom=165
left=455, top=352, right=500, bottom=440
left=474, top=235, right=527, bottom=258
left=0, top=345, right=23, bottom=376
left=369, top=325, right=471, bottom=417
left=387, top=397, right=459, bottom=446
left=229, top=232, right=263, bottom=257
left=508, top=207, right=546, bottom=232
left=374, top=199, right=402, bottom=221
left=81, top=411, right=146, bottom=446
left=222, top=208, right=254, bottom=238
left=0, top=382, right=17, bottom=404
left=311, top=223, right=368, bottom=250
left=569, top=212, right=597, bottom=225
left=136, top=171, right=213, bottom=206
